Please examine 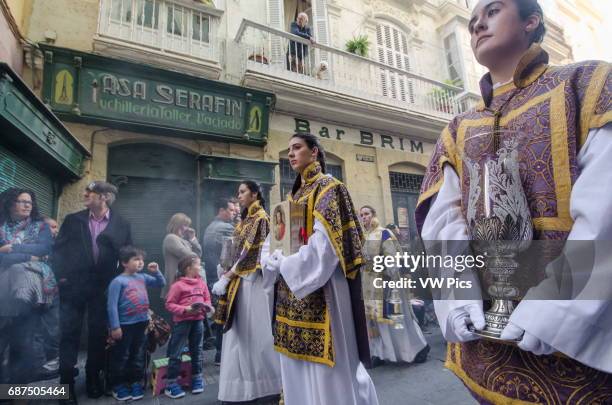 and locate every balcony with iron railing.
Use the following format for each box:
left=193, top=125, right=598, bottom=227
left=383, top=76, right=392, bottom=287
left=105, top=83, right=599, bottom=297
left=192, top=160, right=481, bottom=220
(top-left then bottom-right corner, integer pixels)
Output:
left=95, top=0, right=223, bottom=79
left=234, top=19, right=480, bottom=138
